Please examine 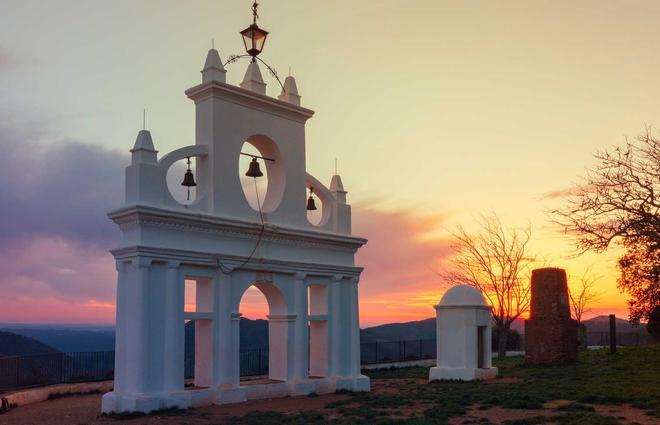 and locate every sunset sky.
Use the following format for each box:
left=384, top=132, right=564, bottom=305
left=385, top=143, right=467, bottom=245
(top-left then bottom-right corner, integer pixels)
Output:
left=2, top=0, right=659, bottom=326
